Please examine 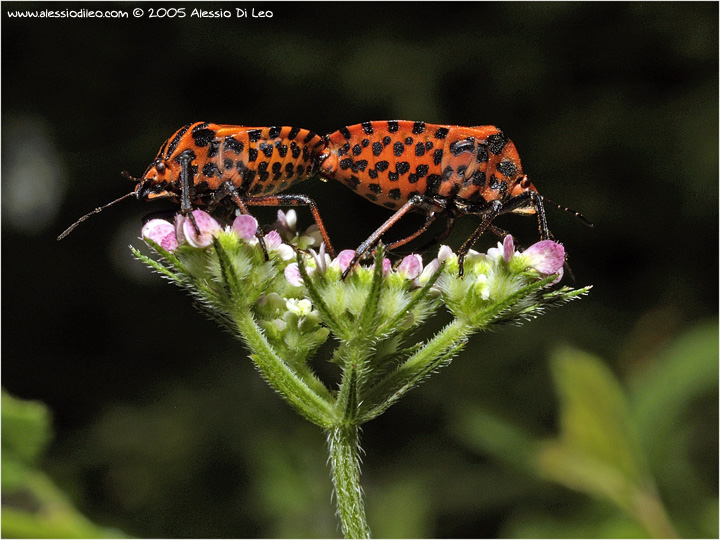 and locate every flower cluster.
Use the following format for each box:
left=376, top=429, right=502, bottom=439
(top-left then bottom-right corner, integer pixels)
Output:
left=134, top=208, right=587, bottom=429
